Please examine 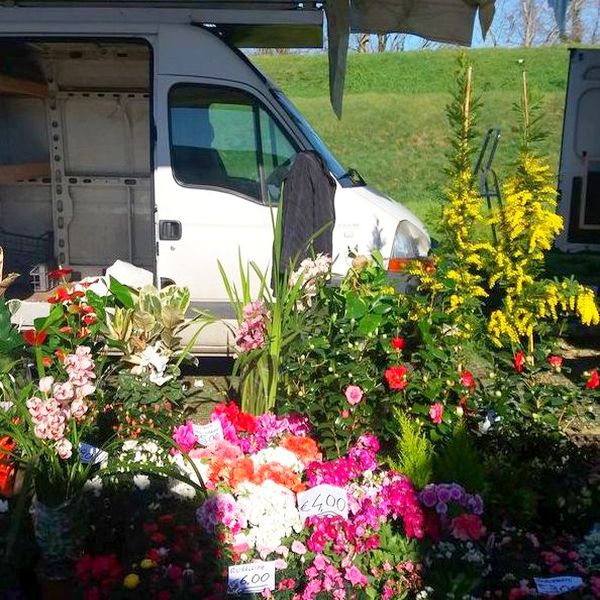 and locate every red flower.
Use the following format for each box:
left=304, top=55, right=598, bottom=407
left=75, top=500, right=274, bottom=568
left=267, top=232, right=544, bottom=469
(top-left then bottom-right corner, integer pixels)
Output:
left=450, top=513, right=486, bottom=541
left=82, top=314, right=97, bottom=326
left=384, top=365, right=408, bottom=390
left=48, top=287, right=84, bottom=304
left=548, top=355, right=563, bottom=369
left=429, top=402, right=444, bottom=425
left=513, top=351, right=525, bottom=373
left=459, top=370, right=476, bottom=389
left=390, top=337, right=405, bottom=351
left=0, top=436, right=16, bottom=498
left=41, top=356, right=52, bottom=368
left=167, top=564, right=183, bottom=581
left=48, top=267, right=73, bottom=280
left=21, top=329, right=47, bottom=346
left=585, top=369, right=599, bottom=390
